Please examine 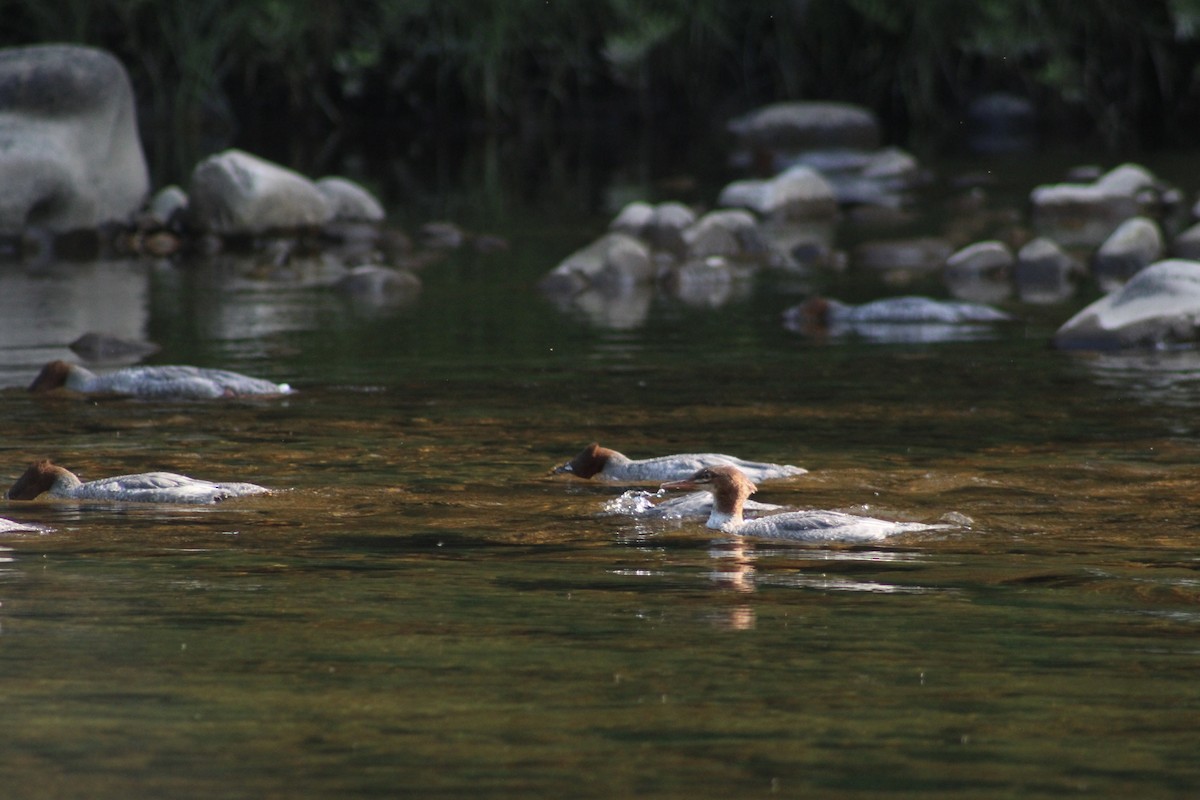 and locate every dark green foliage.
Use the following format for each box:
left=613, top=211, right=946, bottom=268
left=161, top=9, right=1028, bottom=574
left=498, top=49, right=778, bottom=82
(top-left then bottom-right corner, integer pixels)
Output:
left=2, top=0, right=1198, bottom=164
